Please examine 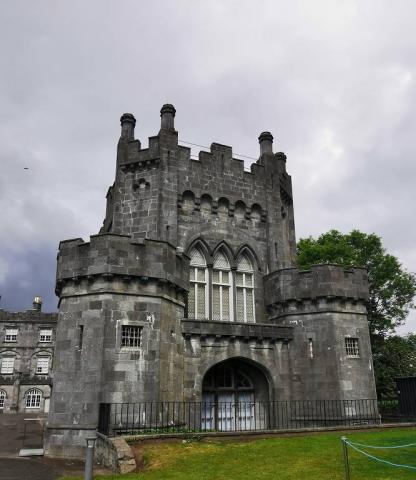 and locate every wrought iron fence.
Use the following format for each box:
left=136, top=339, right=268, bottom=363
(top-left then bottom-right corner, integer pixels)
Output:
left=98, top=399, right=380, bottom=437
